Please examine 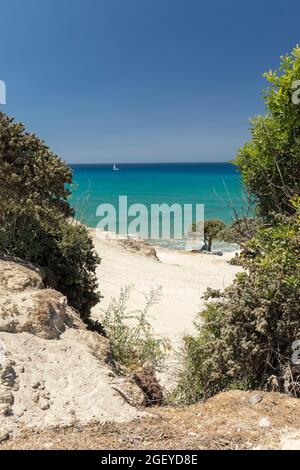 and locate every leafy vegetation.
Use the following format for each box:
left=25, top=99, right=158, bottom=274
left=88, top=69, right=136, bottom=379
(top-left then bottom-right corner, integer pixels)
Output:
left=102, top=285, right=169, bottom=370
left=219, top=217, right=261, bottom=248
left=177, top=47, right=300, bottom=403
left=0, top=112, right=101, bottom=321
left=236, top=47, right=300, bottom=217
left=177, top=207, right=300, bottom=403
